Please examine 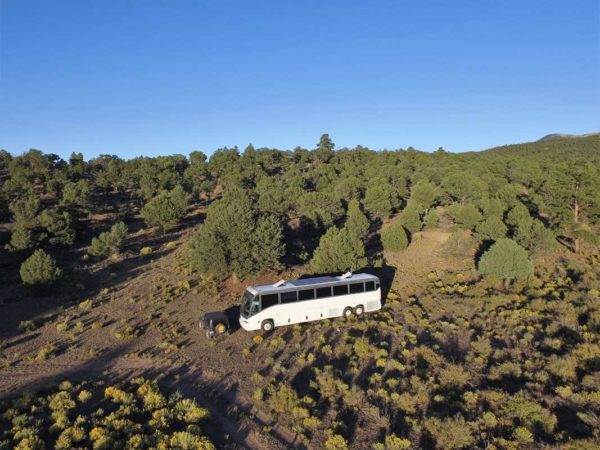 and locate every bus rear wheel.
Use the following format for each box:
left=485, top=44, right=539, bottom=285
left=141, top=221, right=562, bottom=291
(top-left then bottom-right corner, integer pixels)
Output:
left=355, top=305, right=364, bottom=316
left=261, top=319, right=274, bottom=332
left=343, top=307, right=353, bottom=319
